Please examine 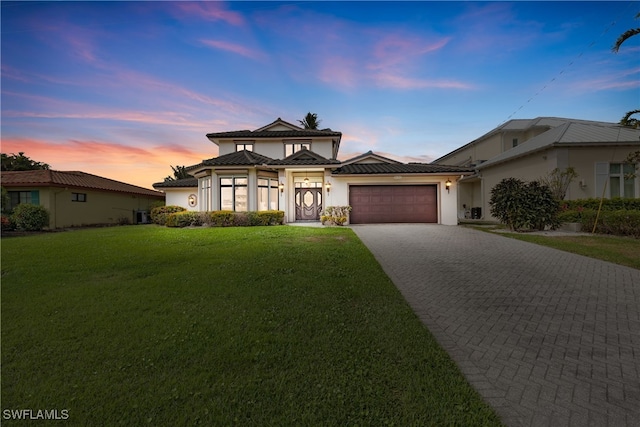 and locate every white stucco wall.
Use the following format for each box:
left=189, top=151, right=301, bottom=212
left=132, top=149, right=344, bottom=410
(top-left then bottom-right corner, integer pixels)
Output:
left=164, top=188, right=199, bottom=211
